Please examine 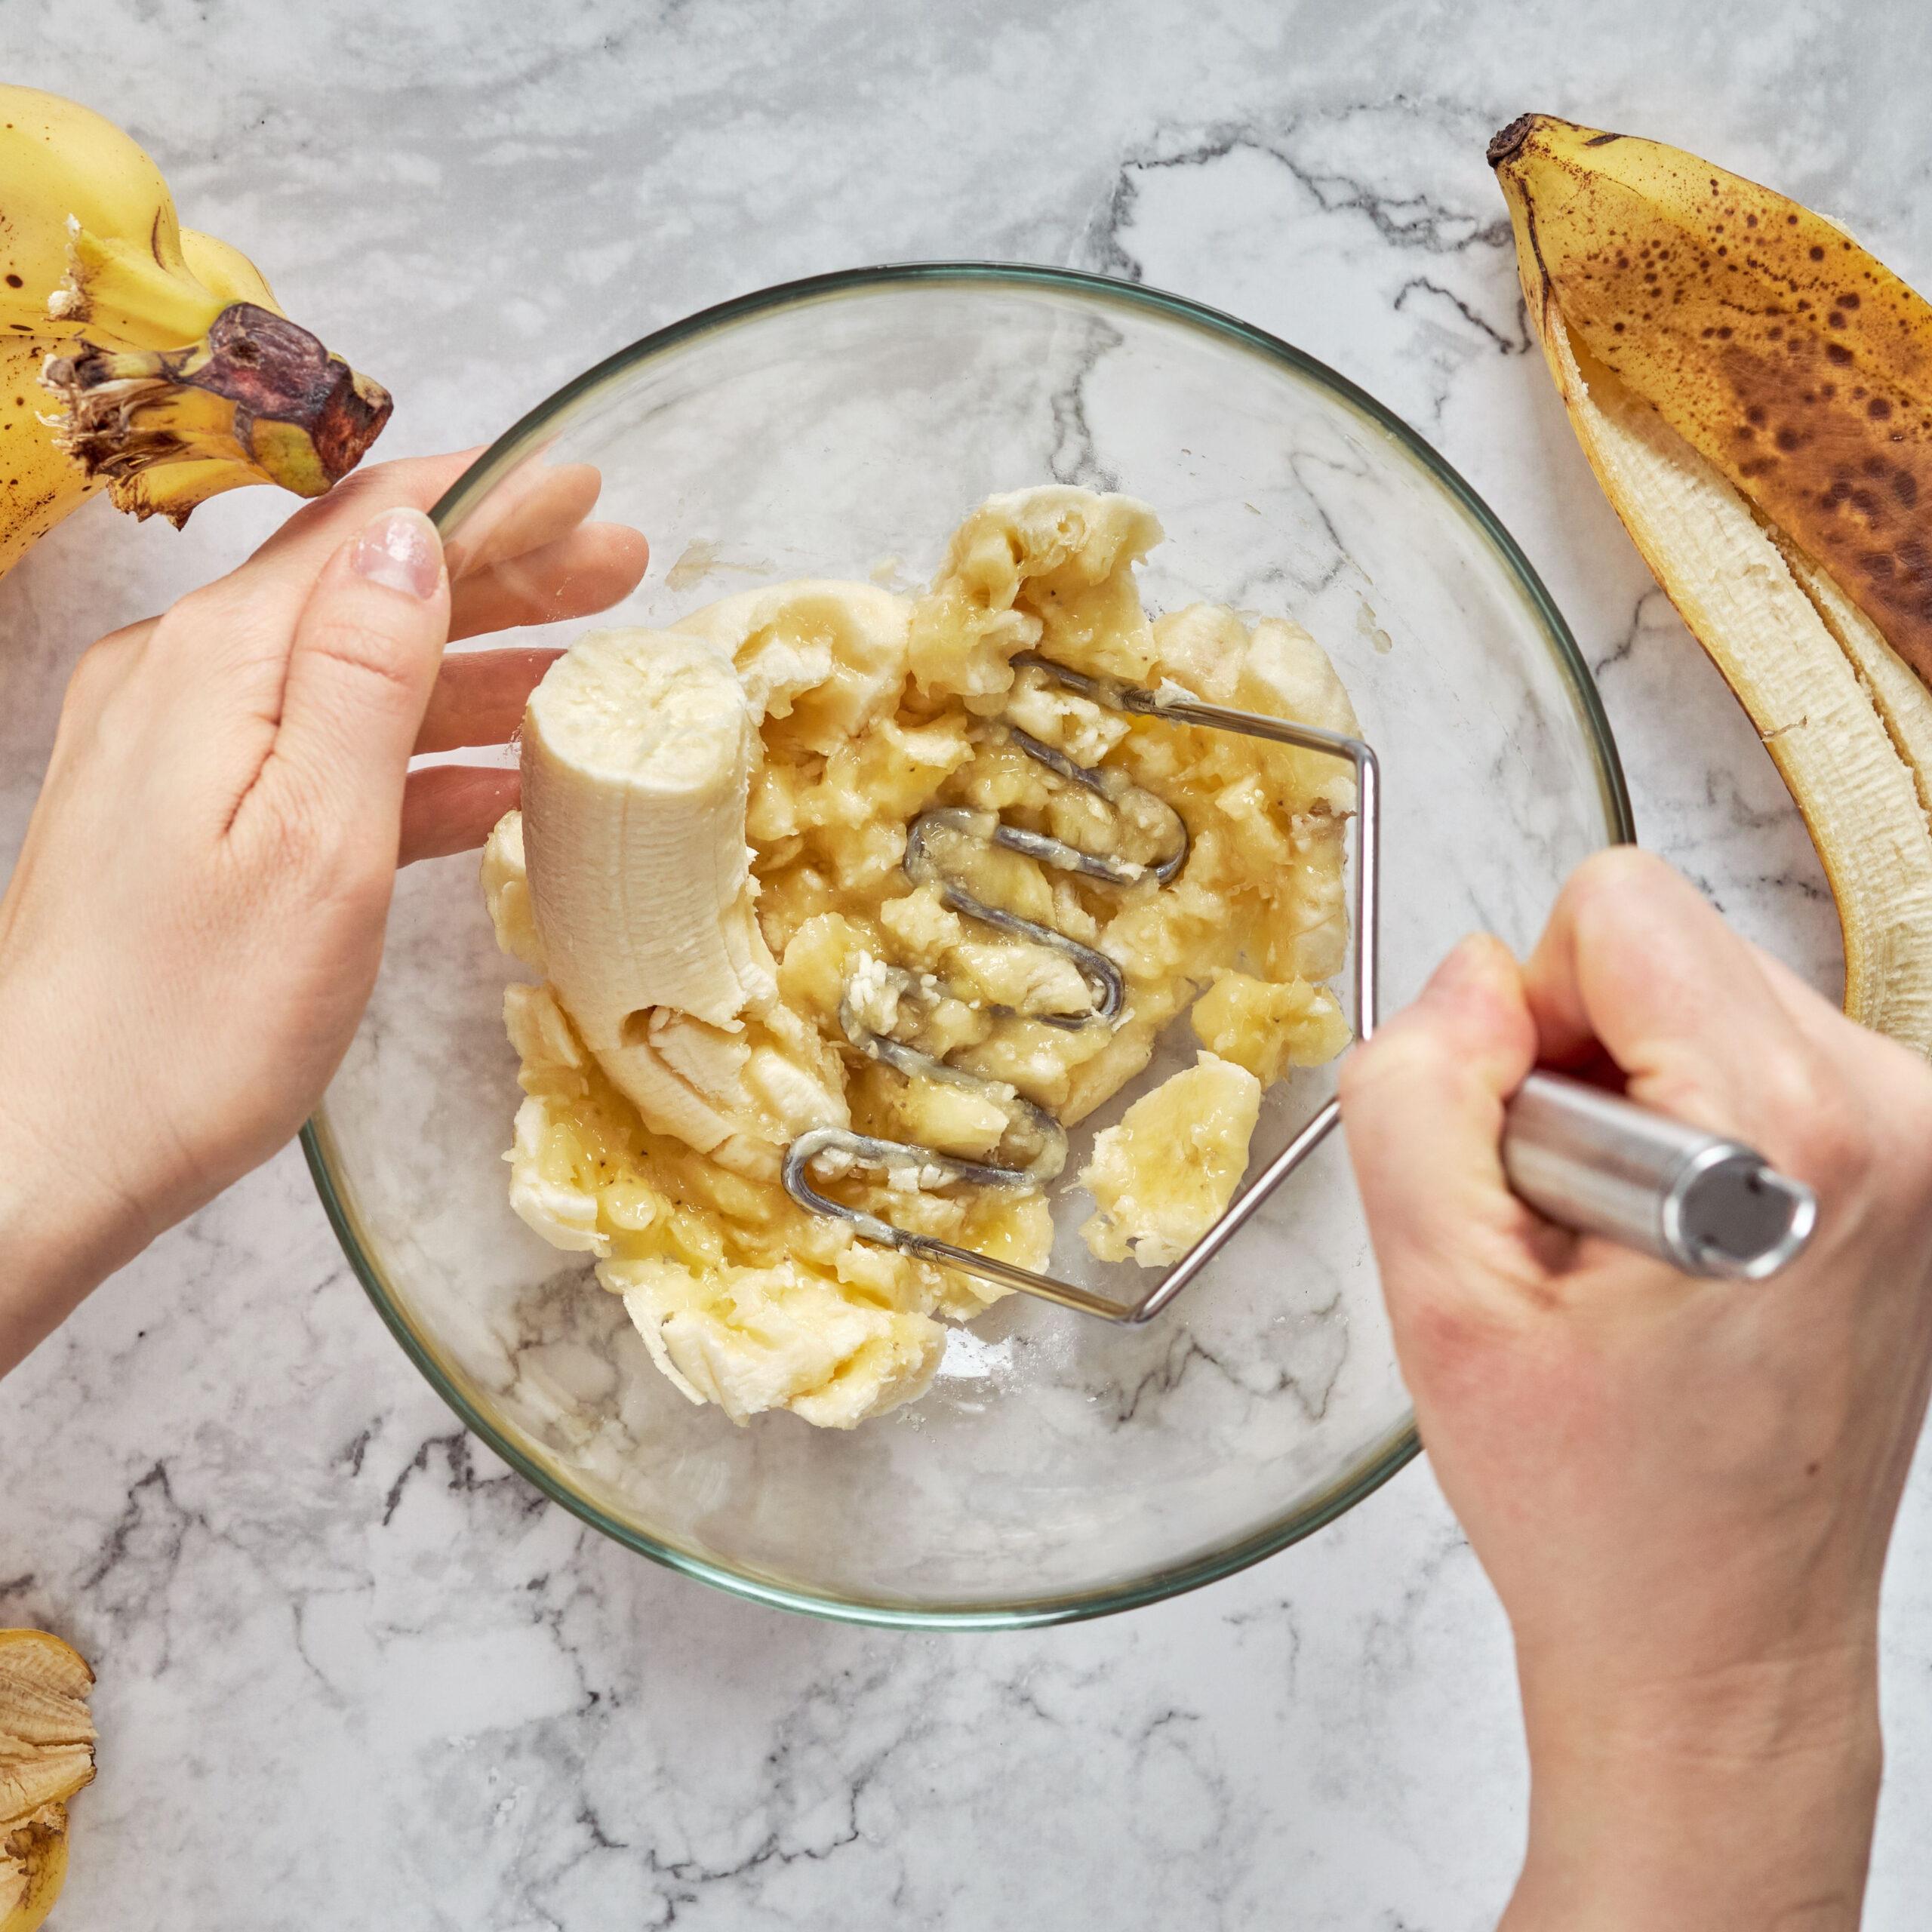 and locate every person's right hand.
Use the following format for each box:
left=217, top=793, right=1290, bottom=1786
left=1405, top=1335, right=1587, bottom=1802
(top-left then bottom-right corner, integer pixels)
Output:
left=1338, top=848, right=1932, bottom=1932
